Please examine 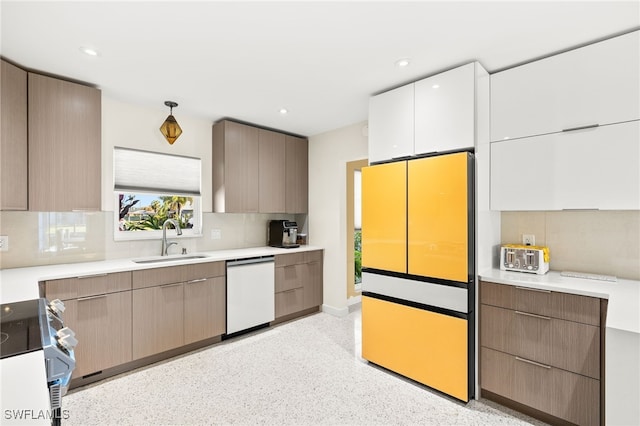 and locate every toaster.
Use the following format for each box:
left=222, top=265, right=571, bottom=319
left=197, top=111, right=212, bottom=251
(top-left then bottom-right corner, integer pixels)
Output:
left=500, top=244, right=550, bottom=274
